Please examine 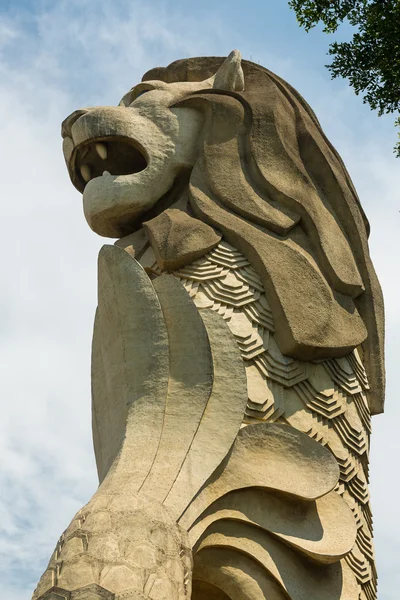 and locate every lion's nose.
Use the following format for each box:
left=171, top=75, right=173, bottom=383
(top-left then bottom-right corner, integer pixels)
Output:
left=61, top=108, right=90, bottom=139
